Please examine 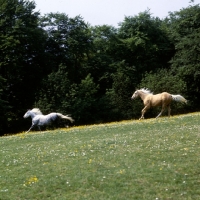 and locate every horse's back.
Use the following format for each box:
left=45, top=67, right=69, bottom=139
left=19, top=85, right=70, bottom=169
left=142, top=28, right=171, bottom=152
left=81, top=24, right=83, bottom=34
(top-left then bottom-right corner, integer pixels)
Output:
left=157, top=92, right=172, bottom=105
left=33, top=113, right=58, bottom=125
left=161, top=92, right=172, bottom=100
left=46, top=113, right=58, bottom=121
left=146, top=92, right=172, bottom=106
